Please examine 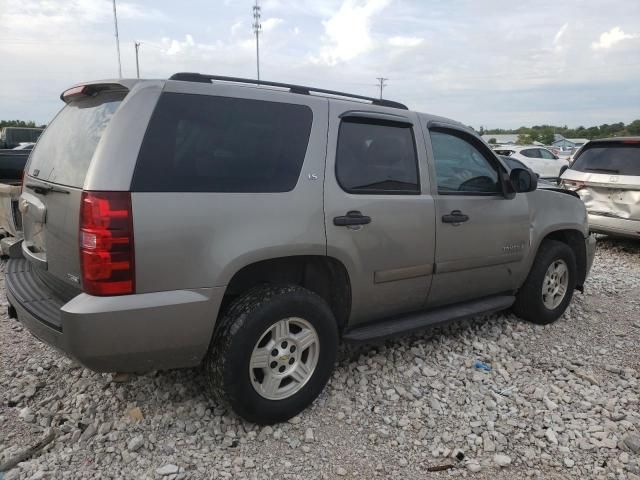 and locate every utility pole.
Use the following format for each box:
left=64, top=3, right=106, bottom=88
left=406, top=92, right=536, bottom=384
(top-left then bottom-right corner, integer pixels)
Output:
left=134, top=42, right=141, bottom=78
left=376, top=77, right=388, bottom=99
left=252, top=0, right=262, bottom=80
left=112, top=0, right=122, bottom=78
